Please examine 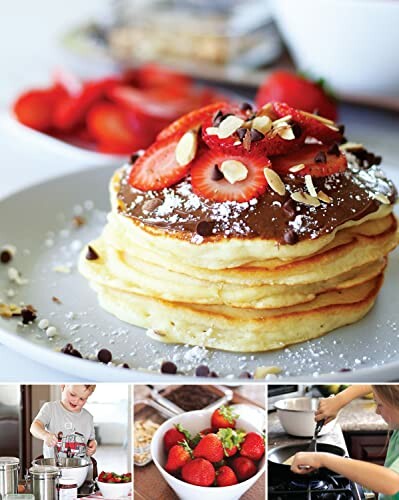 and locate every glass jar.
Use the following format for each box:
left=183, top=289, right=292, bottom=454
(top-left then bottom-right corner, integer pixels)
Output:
left=58, top=478, right=78, bottom=500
